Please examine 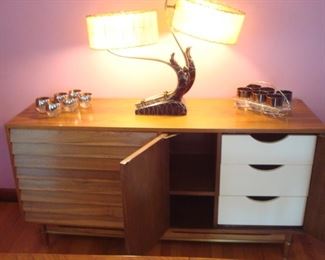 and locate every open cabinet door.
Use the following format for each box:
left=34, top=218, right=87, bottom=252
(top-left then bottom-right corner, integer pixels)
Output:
left=120, top=134, right=170, bottom=254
